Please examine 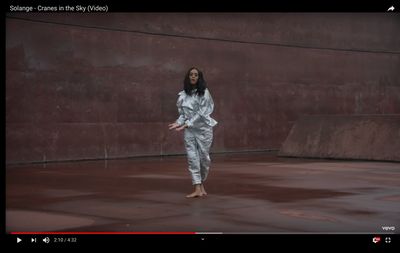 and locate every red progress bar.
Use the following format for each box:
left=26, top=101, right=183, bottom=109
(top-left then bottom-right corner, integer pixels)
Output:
left=11, top=232, right=196, bottom=235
